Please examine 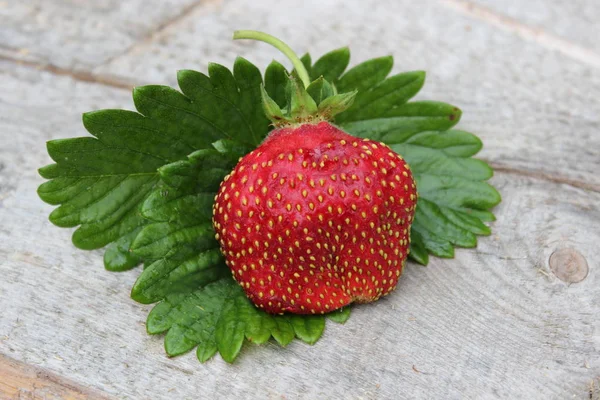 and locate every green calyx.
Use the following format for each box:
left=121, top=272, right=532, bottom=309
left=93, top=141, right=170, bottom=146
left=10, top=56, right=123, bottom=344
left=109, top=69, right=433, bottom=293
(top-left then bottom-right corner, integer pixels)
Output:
left=260, top=76, right=357, bottom=128
left=234, top=30, right=357, bottom=128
